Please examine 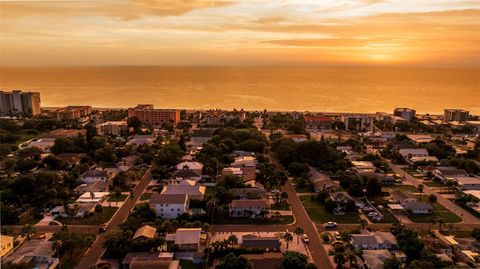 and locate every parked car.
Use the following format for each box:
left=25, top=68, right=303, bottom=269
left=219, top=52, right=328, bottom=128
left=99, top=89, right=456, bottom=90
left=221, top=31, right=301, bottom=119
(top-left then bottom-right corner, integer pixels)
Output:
left=301, top=234, right=309, bottom=243
left=323, top=222, right=337, bottom=228
left=99, top=224, right=107, bottom=233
